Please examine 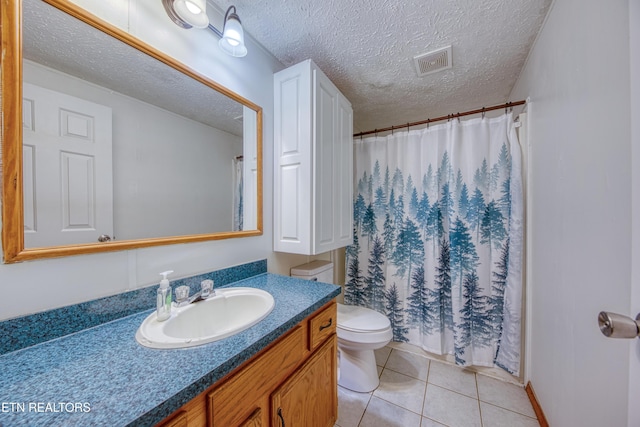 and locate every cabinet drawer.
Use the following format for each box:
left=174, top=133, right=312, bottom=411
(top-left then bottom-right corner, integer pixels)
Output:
left=308, top=302, right=336, bottom=351
left=208, top=326, right=305, bottom=426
